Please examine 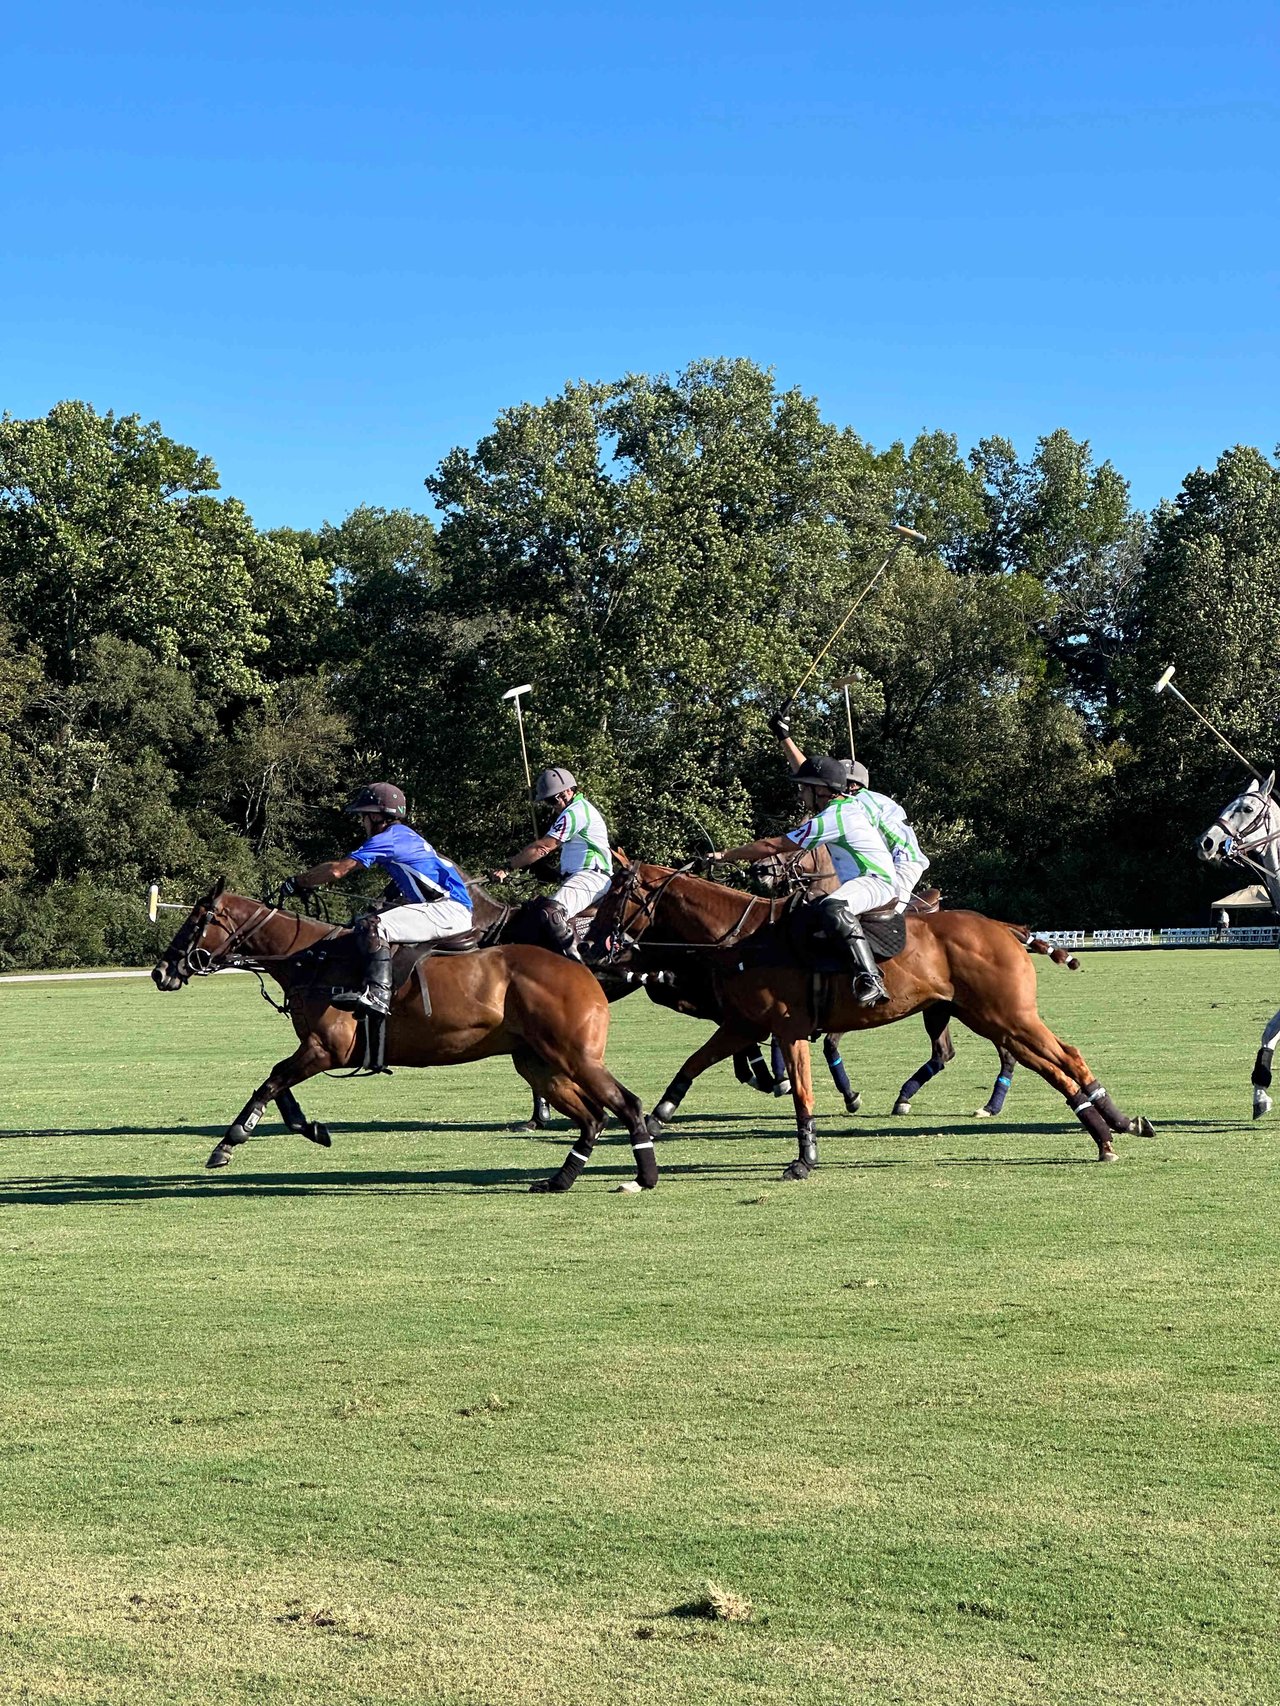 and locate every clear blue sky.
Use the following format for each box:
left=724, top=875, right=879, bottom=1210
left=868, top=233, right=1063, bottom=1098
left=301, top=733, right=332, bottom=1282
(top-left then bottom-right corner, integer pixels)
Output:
left=3, top=1, right=1275, bottom=529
